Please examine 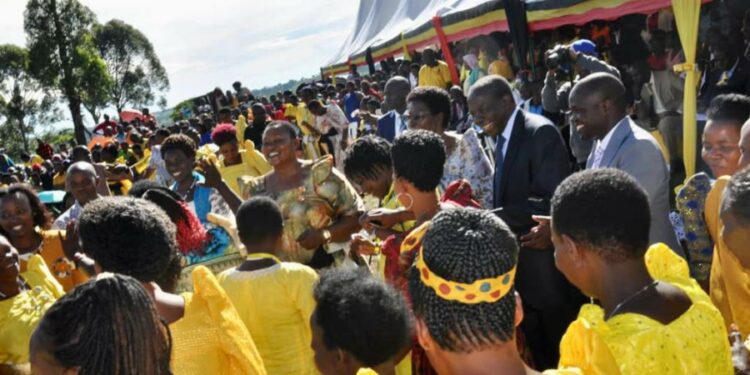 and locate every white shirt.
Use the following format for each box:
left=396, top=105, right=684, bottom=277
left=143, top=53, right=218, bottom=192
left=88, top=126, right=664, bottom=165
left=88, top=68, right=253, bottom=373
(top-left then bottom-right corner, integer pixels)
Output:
left=53, top=201, right=83, bottom=230
left=394, top=110, right=407, bottom=138
left=591, top=117, right=627, bottom=168
left=148, top=146, right=172, bottom=186
left=499, top=107, right=519, bottom=159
